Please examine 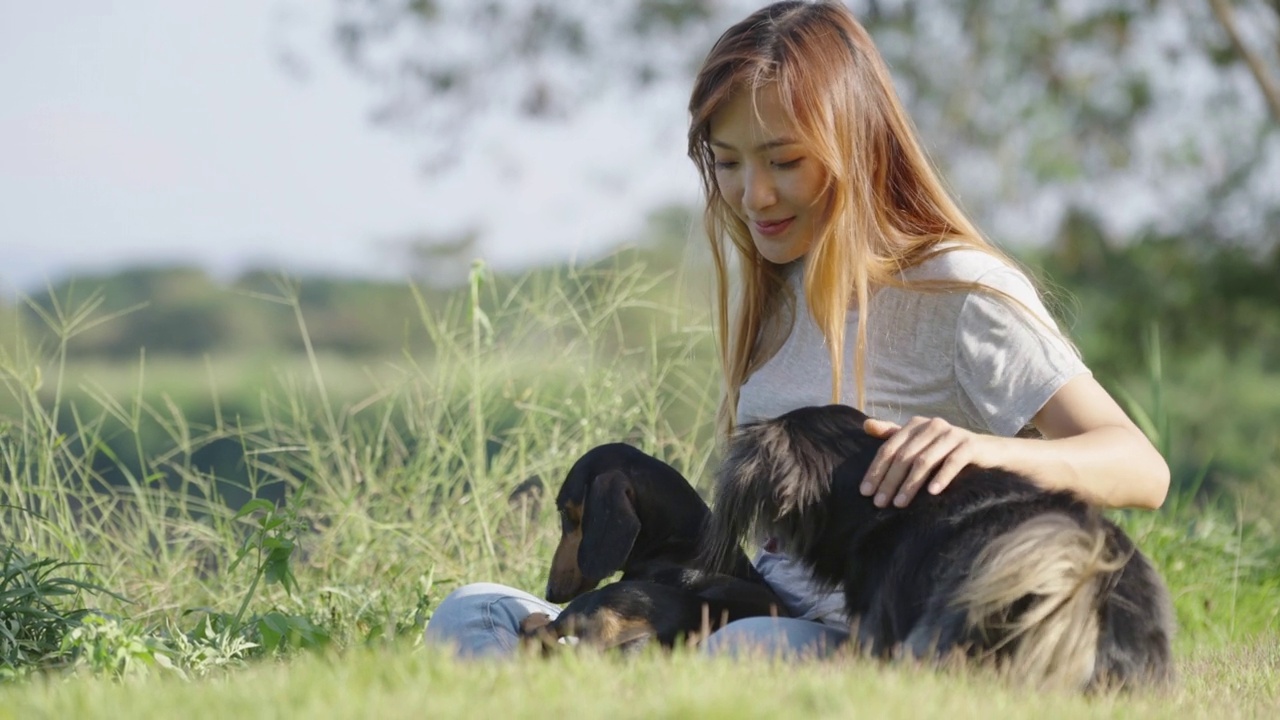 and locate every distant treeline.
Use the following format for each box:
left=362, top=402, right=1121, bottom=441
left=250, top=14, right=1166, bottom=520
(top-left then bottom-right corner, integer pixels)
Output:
left=6, top=212, right=1279, bottom=379
left=3, top=210, right=1279, bottom=513
left=9, top=267, right=448, bottom=359
left=6, top=224, right=699, bottom=364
